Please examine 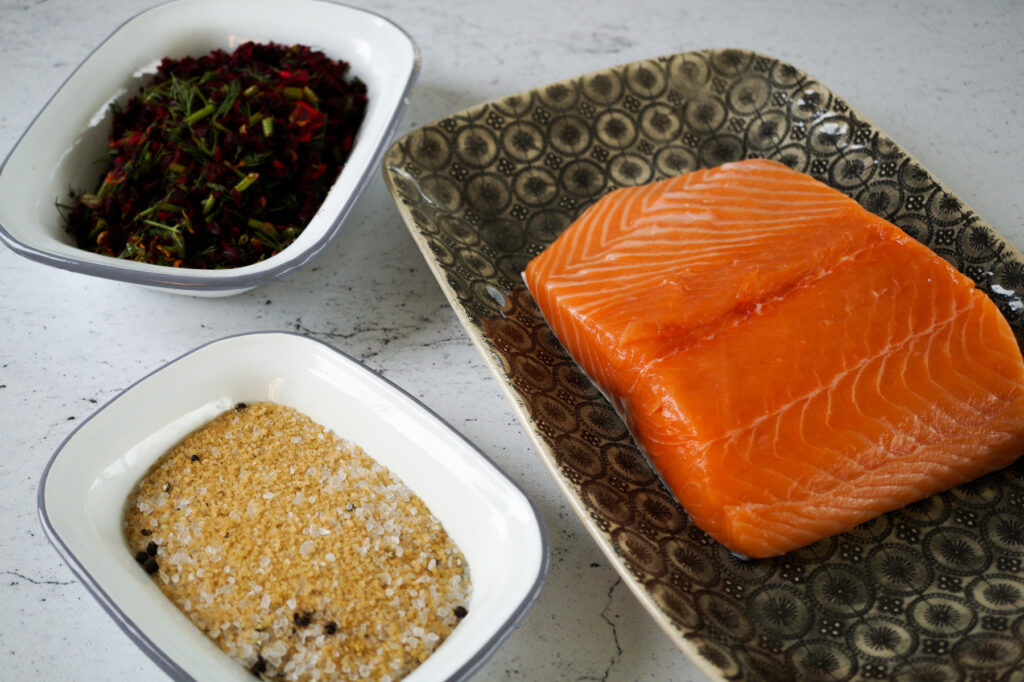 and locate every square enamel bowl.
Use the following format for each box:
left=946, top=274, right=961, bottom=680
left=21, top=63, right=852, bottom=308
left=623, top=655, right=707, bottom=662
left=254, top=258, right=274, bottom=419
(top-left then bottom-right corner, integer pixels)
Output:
left=0, top=0, right=419, bottom=296
left=38, top=332, right=548, bottom=681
